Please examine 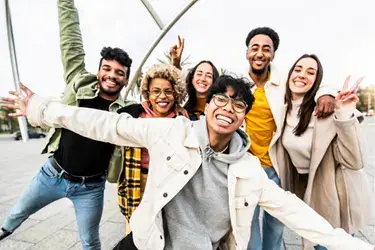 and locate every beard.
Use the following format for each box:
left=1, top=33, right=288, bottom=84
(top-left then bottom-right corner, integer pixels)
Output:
left=250, top=66, right=267, bottom=76
left=98, top=77, right=124, bottom=96
left=98, top=84, right=122, bottom=96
